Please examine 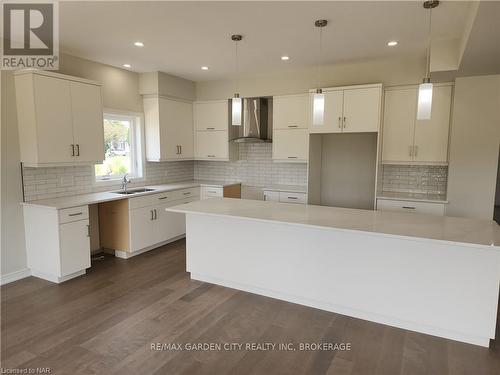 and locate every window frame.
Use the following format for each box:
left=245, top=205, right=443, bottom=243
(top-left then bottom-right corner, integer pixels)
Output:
left=93, top=109, right=145, bottom=186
